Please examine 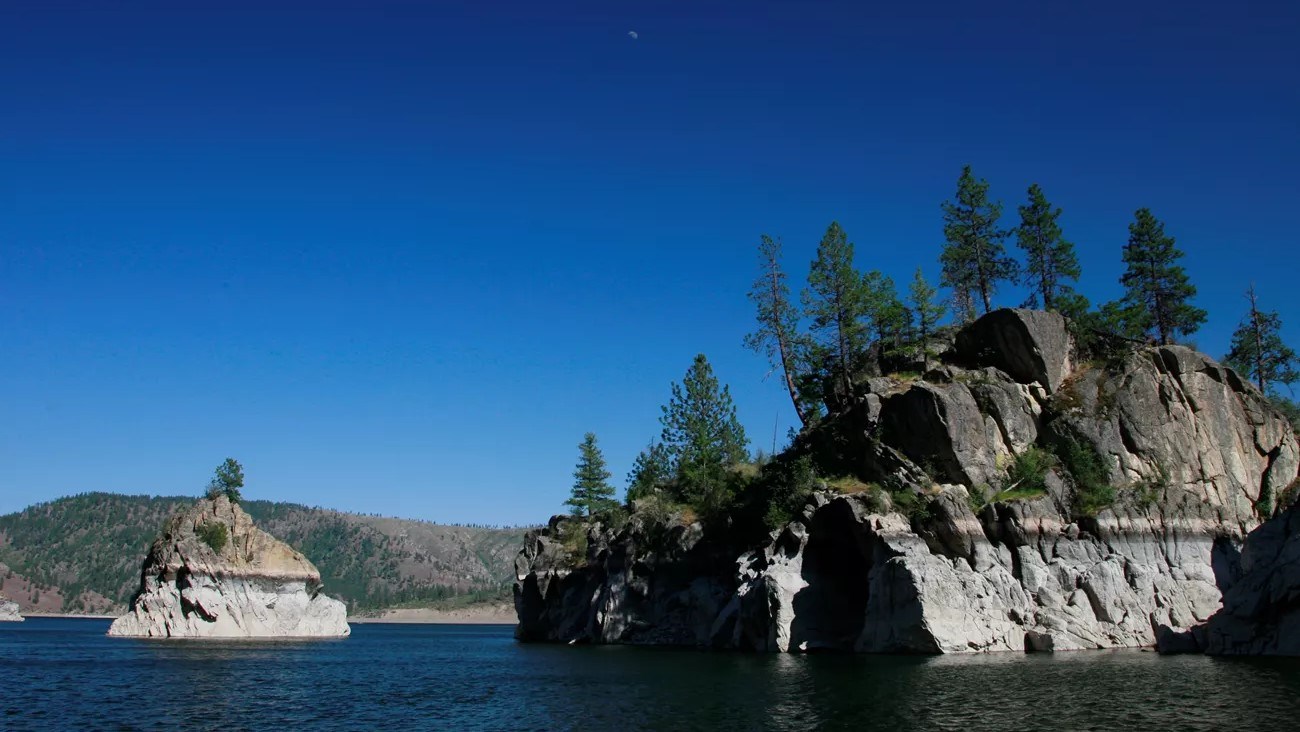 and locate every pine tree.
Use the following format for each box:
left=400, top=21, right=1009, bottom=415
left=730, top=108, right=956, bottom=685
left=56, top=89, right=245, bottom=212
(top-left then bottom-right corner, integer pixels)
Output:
left=625, top=441, right=671, bottom=503
left=205, top=458, right=244, bottom=503
left=1225, top=286, right=1298, bottom=394
left=803, top=222, right=870, bottom=403
left=940, top=165, right=1017, bottom=319
left=1117, top=208, right=1207, bottom=344
left=1016, top=184, right=1082, bottom=312
left=565, top=432, right=616, bottom=517
left=660, top=354, right=749, bottom=509
left=744, top=235, right=809, bottom=428
left=863, top=270, right=911, bottom=361
left=908, top=267, right=946, bottom=372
